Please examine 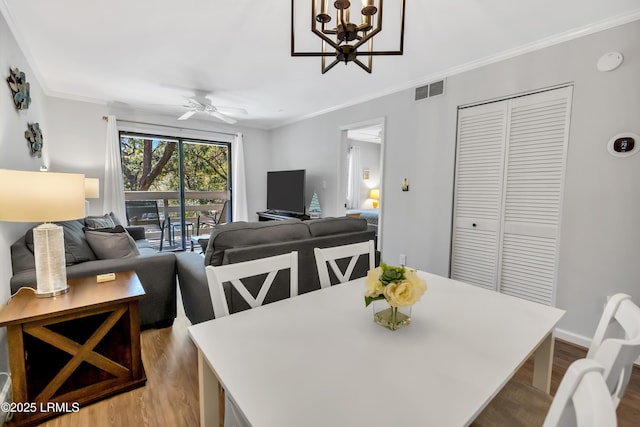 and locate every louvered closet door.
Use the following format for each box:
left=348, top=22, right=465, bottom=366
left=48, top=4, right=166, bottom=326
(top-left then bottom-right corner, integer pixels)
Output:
left=451, top=102, right=508, bottom=290
left=498, top=87, right=572, bottom=305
